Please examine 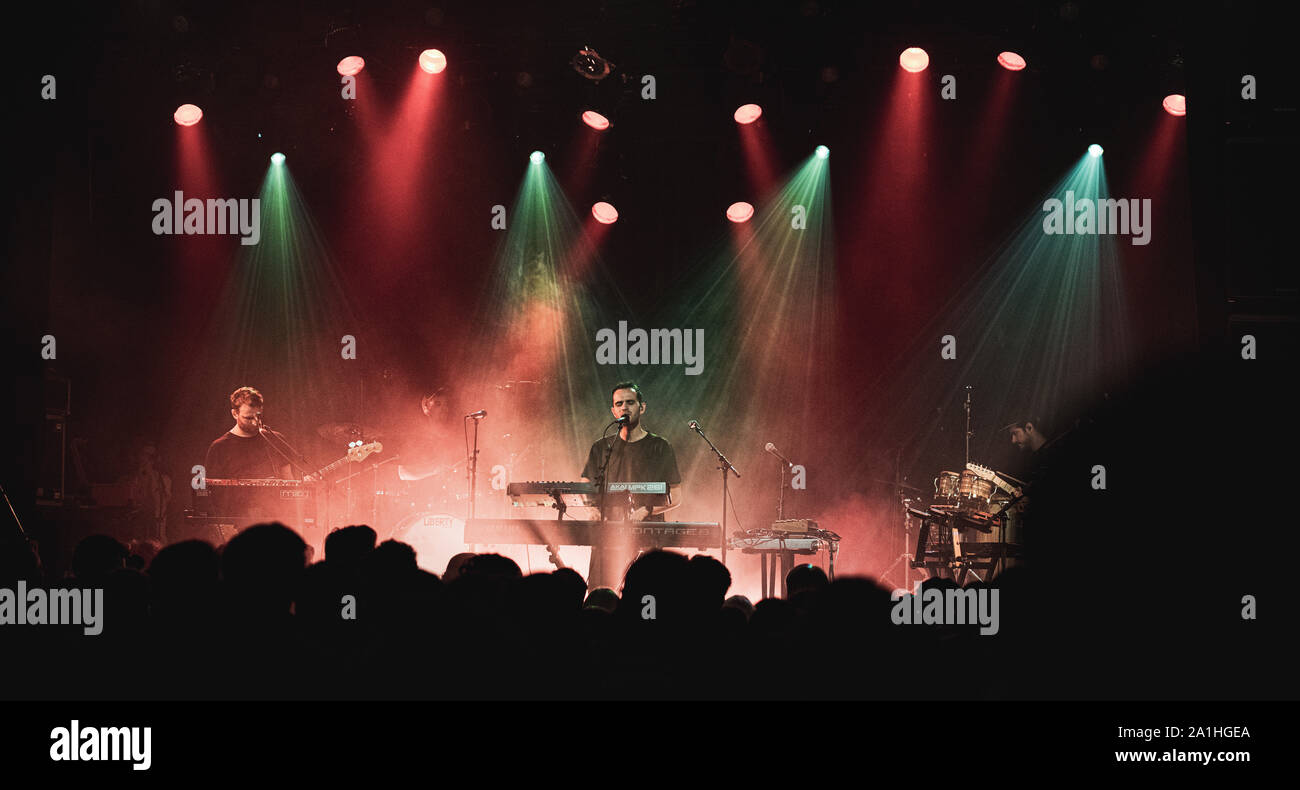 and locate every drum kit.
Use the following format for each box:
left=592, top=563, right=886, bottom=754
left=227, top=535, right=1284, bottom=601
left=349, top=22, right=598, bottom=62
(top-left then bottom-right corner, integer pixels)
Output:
left=882, top=387, right=1026, bottom=588
left=311, top=382, right=544, bottom=575
left=904, top=465, right=1023, bottom=582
